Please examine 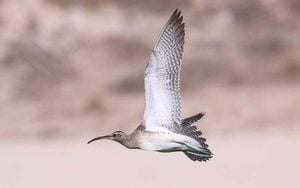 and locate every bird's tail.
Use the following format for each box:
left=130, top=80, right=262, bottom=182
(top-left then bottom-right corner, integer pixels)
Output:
left=180, top=113, right=213, bottom=162
left=184, top=149, right=213, bottom=162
